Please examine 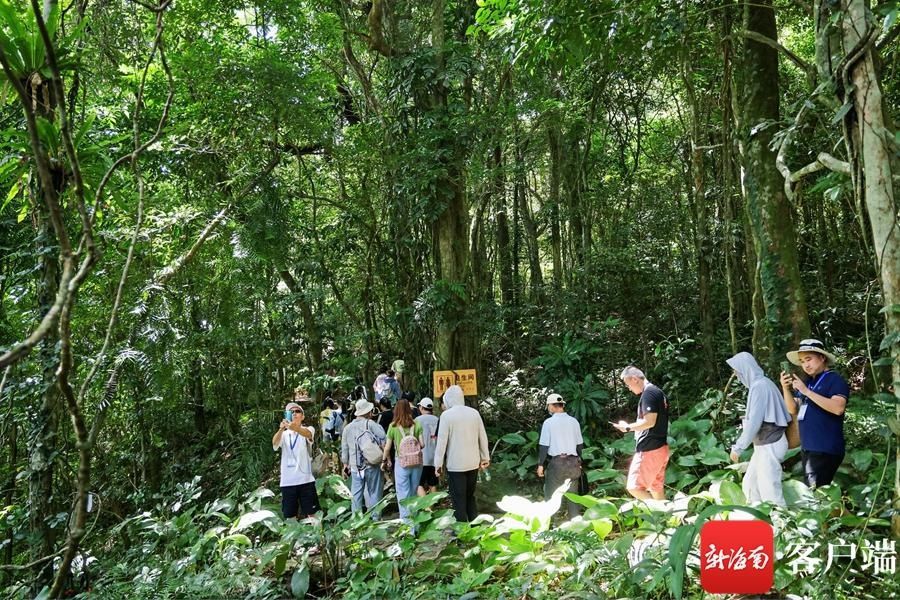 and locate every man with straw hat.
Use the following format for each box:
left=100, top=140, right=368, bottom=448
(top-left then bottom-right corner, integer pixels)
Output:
left=780, top=339, right=850, bottom=488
